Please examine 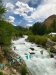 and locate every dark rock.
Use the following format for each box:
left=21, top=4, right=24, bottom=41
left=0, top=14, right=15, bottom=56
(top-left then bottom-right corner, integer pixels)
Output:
left=37, top=45, right=40, bottom=47
left=46, top=38, right=56, bottom=53
left=50, top=53, right=54, bottom=58
left=30, top=48, right=34, bottom=51
left=29, top=52, right=35, bottom=54
left=24, top=53, right=27, bottom=55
